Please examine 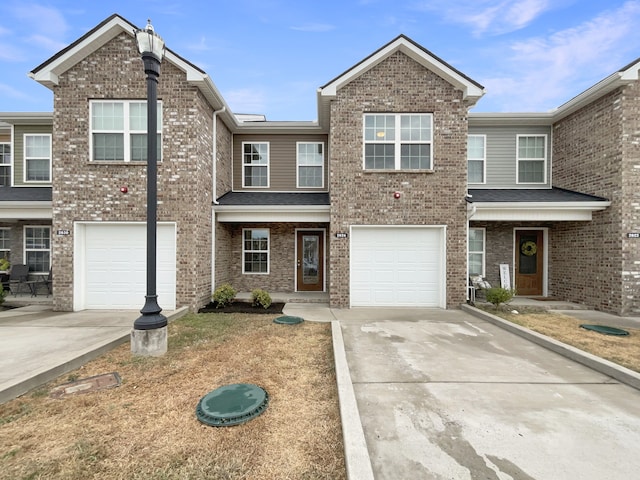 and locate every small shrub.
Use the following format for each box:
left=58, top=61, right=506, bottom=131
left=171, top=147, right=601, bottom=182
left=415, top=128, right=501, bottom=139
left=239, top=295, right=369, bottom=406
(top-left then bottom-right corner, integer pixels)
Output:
left=212, top=283, right=237, bottom=308
left=0, top=258, right=10, bottom=271
left=252, top=289, right=272, bottom=309
left=485, top=287, right=515, bottom=309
